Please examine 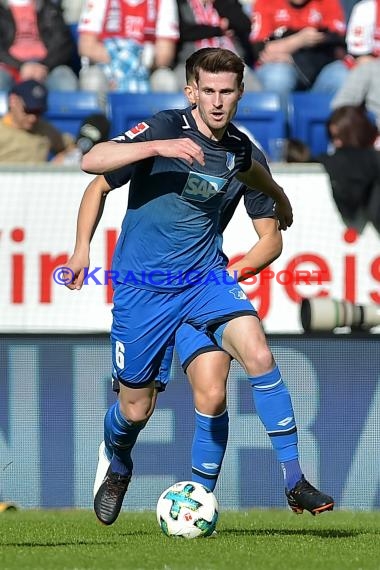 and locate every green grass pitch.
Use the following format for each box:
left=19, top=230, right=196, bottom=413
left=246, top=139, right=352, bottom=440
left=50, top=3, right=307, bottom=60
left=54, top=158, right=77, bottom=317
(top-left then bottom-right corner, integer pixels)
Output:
left=1, top=509, right=379, bottom=570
